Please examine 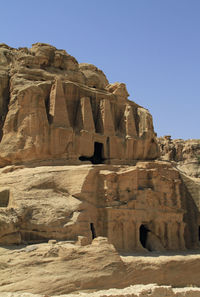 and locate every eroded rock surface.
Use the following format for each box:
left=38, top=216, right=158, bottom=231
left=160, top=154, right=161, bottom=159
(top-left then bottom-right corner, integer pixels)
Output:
left=158, top=136, right=200, bottom=178
left=0, top=163, right=199, bottom=250
left=0, top=240, right=200, bottom=295
left=158, top=136, right=200, bottom=218
left=0, top=43, right=159, bottom=167
left=0, top=43, right=200, bottom=296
